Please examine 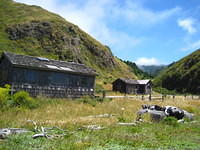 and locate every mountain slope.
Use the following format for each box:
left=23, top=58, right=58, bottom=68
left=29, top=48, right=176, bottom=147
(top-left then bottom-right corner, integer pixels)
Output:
left=122, top=60, right=151, bottom=79
left=154, top=49, right=200, bottom=94
left=138, top=65, right=166, bottom=77
left=0, top=0, right=137, bottom=89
